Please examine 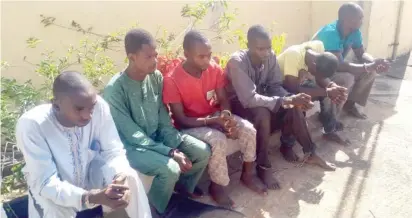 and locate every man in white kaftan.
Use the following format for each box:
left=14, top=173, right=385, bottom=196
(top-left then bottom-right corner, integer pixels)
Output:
left=15, top=71, right=151, bottom=218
